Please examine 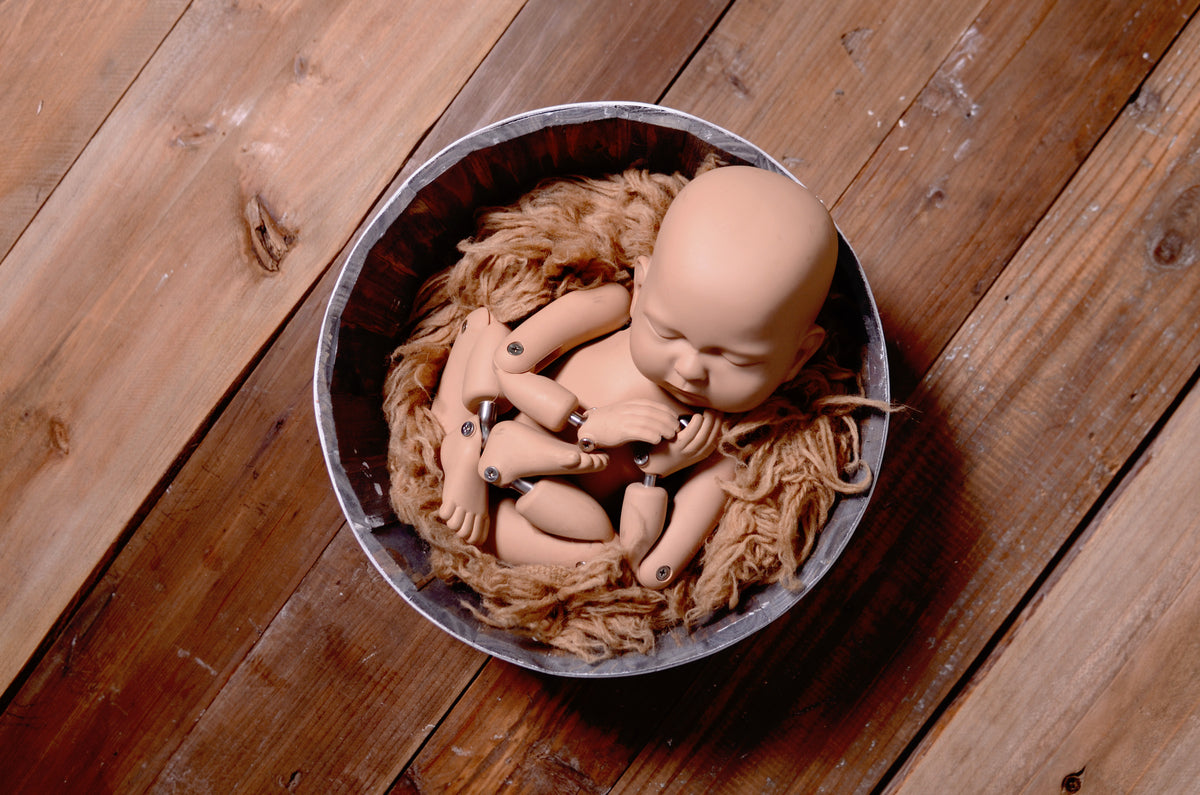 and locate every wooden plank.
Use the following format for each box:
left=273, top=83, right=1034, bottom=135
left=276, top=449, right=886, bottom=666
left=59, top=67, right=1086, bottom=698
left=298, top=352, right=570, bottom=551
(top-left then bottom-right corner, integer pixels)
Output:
left=0, top=0, right=524, bottom=695
left=148, top=528, right=486, bottom=793
left=661, top=0, right=988, bottom=203
left=398, top=0, right=1189, bottom=791
left=408, top=0, right=731, bottom=163
left=0, top=1, right=730, bottom=791
left=398, top=662, right=693, bottom=793
left=838, top=0, right=1200, bottom=384
left=608, top=5, right=1200, bottom=792
left=0, top=0, right=190, bottom=260
left=886, top=371, right=1200, bottom=792
left=0, top=294, right=357, bottom=791
left=394, top=0, right=993, bottom=788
